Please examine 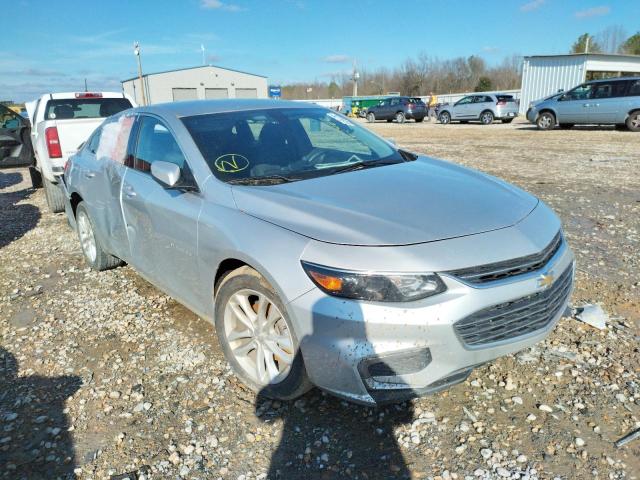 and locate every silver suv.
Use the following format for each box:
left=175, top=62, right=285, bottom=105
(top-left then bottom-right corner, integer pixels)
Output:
left=438, top=93, right=519, bottom=125
left=527, top=77, right=640, bottom=131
